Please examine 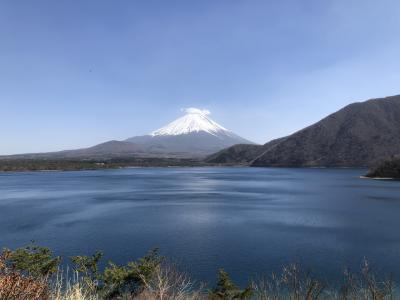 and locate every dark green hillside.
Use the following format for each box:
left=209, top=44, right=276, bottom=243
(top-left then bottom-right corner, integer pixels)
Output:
left=206, top=138, right=285, bottom=165
left=206, top=144, right=264, bottom=165
left=209, top=95, right=400, bottom=168
left=366, top=157, right=400, bottom=179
